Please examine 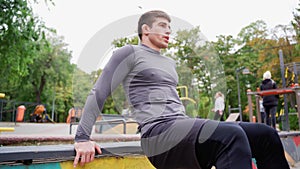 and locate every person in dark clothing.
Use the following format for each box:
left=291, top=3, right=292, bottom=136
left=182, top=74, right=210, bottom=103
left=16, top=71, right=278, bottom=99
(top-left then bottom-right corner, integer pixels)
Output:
left=259, top=97, right=266, bottom=123
left=73, top=10, right=290, bottom=169
left=260, top=70, right=279, bottom=129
